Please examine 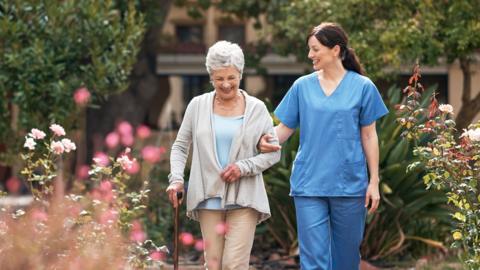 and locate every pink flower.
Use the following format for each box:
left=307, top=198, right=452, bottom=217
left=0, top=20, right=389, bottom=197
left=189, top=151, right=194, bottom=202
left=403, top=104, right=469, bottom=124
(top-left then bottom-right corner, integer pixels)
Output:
left=117, top=121, right=133, bottom=136
left=141, top=146, right=165, bottom=164
left=61, top=138, right=76, bottom=153
left=136, top=125, right=151, bottom=139
left=120, top=134, right=134, bottom=146
left=130, top=220, right=146, bottom=243
left=93, top=152, right=110, bottom=167
left=51, top=141, right=65, bottom=154
left=99, top=209, right=118, bottom=225
left=73, top=87, right=91, bottom=106
left=194, top=239, right=205, bottom=251
left=117, top=154, right=135, bottom=170
left=97, top=180, right=114, bottom=202
left=215, top=222, right=229, bottom=235
left=126, top=159, right=140, bottom=175
left=6, top=177, right=21, bottom=193
left=24, top=137, right=36, bottom=150
left=28, top=128, right=46, bottom=139
left=150, top=251, right=165, bottom=261
left=31, top=209, right=48, bottom=222
left=76, top=165, right=90, bottom=179
left=99, top=180, right=113, bottom=193
left=179, top=232, right=195, bottom=246
left=49, top=124, right=66, bottom=136
left=105, top=132, right=120, bottom=149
